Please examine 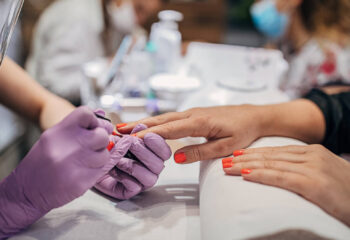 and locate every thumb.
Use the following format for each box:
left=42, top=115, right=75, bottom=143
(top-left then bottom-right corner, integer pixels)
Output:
left=94, top=109, right=113, bottom=134
left=174, top=137, right=235, bottom=164
left=73, top=106, right=99, bottom=130
left=109, top=136, right=134, bottom=162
